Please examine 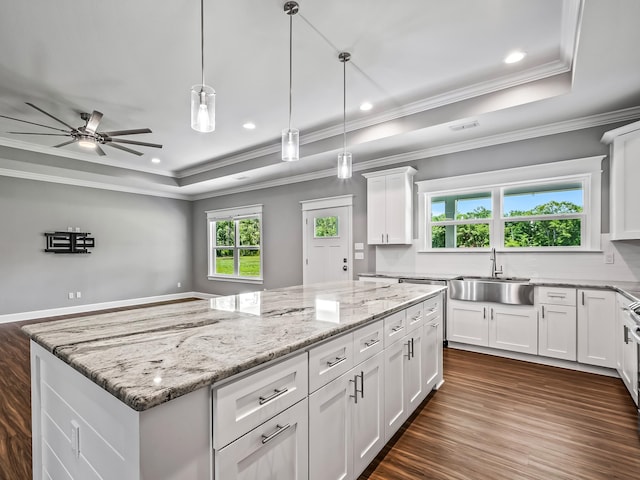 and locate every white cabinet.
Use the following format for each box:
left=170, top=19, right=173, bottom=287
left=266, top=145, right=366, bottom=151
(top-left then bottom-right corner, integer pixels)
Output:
left=602, top=120, right=640, bottom=240
left=616, top=294, right=638, bottom=406
left=363, top=167, right=416, bottom=245
left=216, top=399, right=309, bottom=480
left=309, top=352, right=385, bottom=480
left=577, top=289, right=616, bottom=368
left=423, top=297, right=443, bottom=392
left=537, top=287, right=577, bottom=361
left=383, top=323, right=426, bottom=441
left=448, top=299, right=537, bottom=354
